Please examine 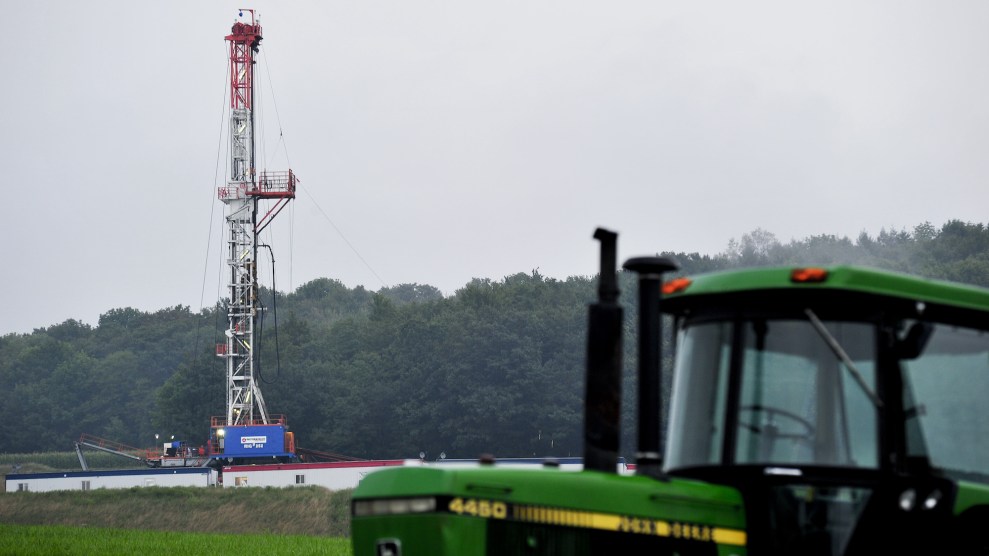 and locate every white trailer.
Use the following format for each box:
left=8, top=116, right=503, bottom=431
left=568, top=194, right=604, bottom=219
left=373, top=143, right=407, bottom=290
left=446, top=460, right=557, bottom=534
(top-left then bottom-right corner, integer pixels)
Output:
left=222, top=460, right=404, bottom=489
left=220, top=457, right=628, bottom=490
left=5, top=467, right=217, bottom=493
